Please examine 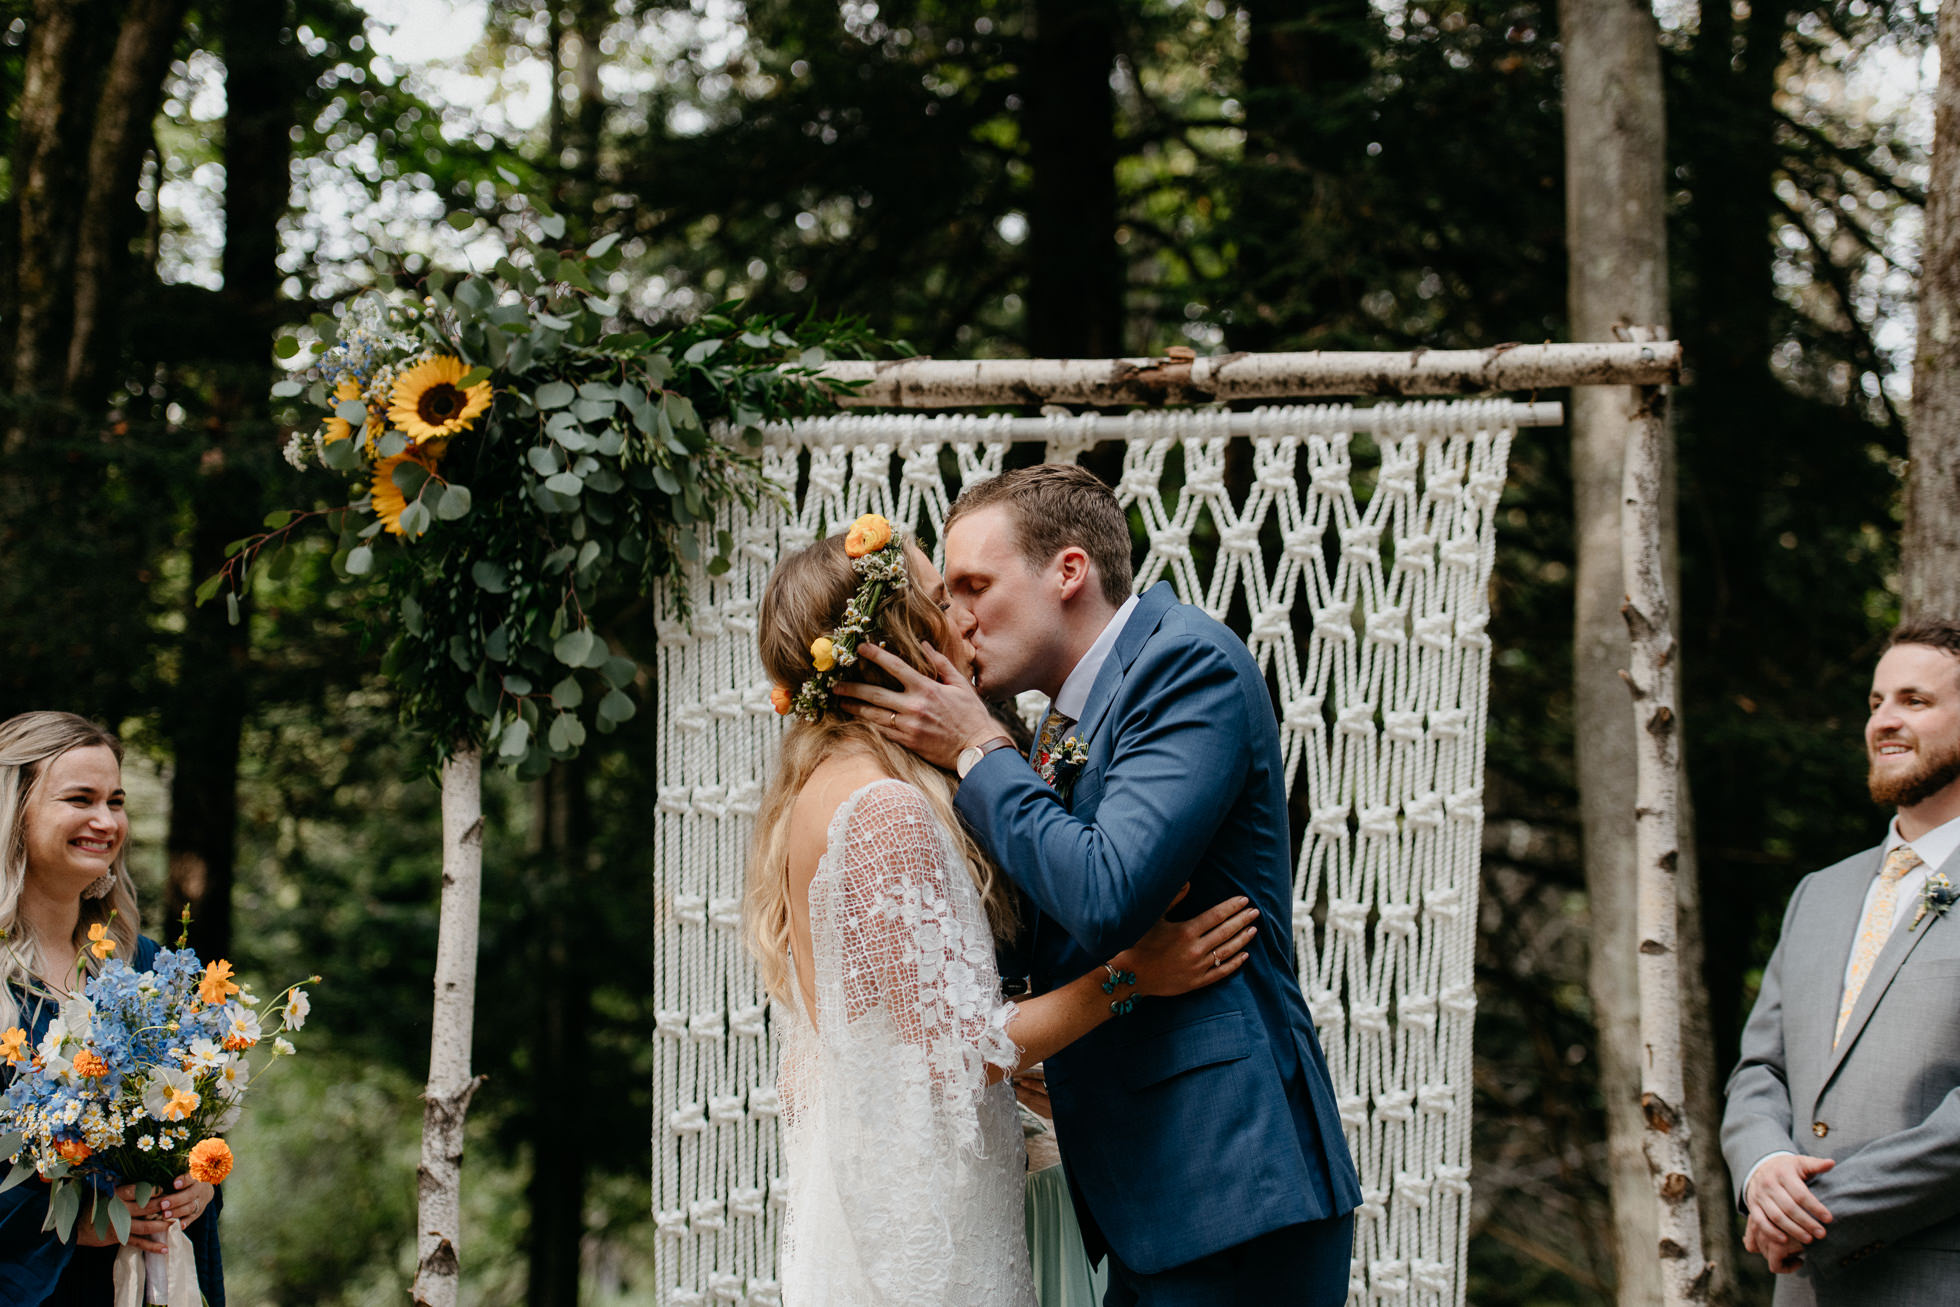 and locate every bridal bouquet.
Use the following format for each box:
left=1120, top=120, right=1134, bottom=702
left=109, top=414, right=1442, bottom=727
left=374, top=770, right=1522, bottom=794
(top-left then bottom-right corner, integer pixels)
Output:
left=0, top=940, right=314, bottom=1301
